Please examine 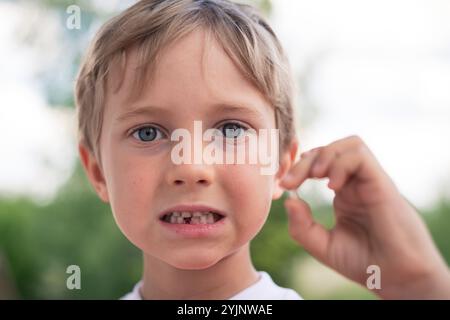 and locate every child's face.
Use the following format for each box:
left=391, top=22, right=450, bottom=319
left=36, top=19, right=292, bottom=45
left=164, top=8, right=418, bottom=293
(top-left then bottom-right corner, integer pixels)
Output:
left=80, top=29, right=296, bottom=269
